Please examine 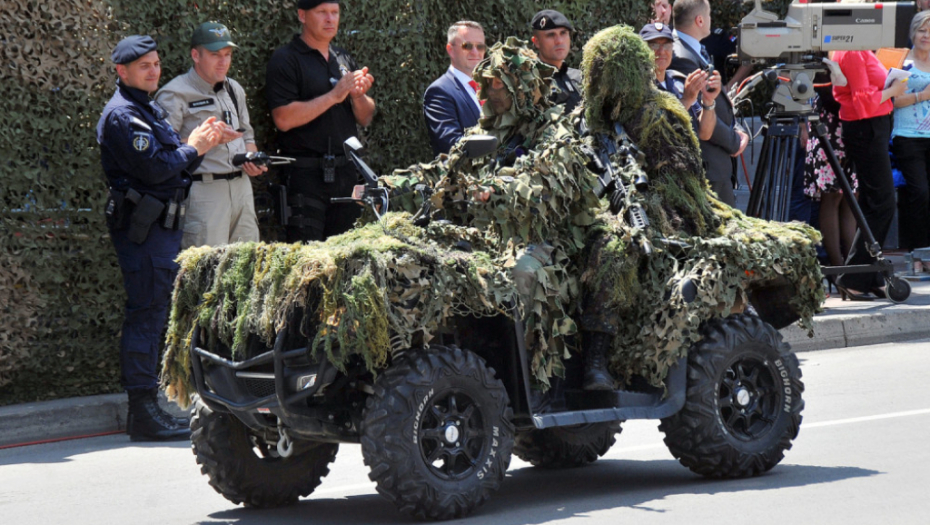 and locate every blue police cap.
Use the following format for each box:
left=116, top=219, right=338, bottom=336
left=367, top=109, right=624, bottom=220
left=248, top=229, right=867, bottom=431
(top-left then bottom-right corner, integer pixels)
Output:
left=639, top=22, right=673, bottom=42
left=111, top=35, right=158, bottom=65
